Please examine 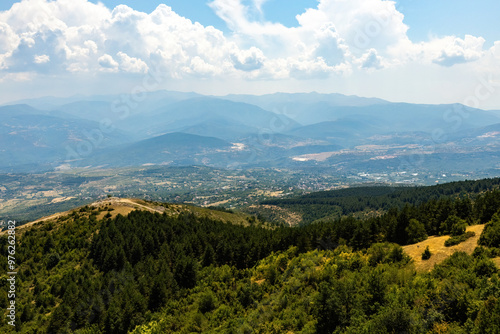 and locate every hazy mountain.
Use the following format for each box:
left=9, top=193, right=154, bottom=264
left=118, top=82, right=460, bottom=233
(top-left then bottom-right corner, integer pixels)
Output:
left=282, top=103, right=499, bottom=129
left=3, top=90, right=201, bottom=112
left=224, top=91, right=388, bottom=108
left=287, top=118, right=382, bottom=146
left=447, top=123, right=500, bottom=148
left=176, top=120, right=258, bottom=140
left=2, top=91, right=500, bottom=175
left=88, top=132, right=234, bottom=167
left=0, top=103, right=74, bottom=119
left=0, top=104, right=133, bottom=171
left=119, top=97, right=300, bottom=139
